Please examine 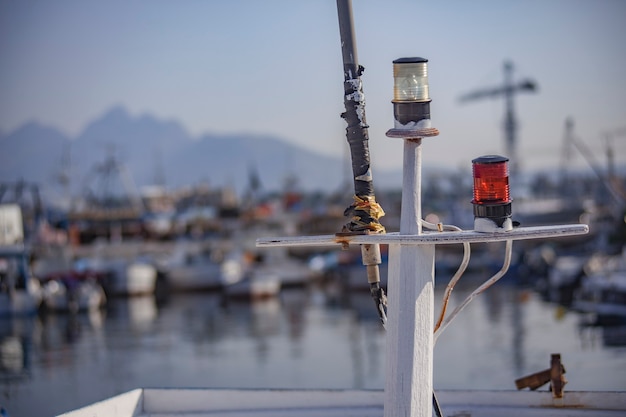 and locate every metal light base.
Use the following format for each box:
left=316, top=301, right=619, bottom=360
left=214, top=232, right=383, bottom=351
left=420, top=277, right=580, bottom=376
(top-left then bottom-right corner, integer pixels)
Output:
left=473, top=217, right=514, bottom=233
left=386, top=127, right=439, bottom=139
